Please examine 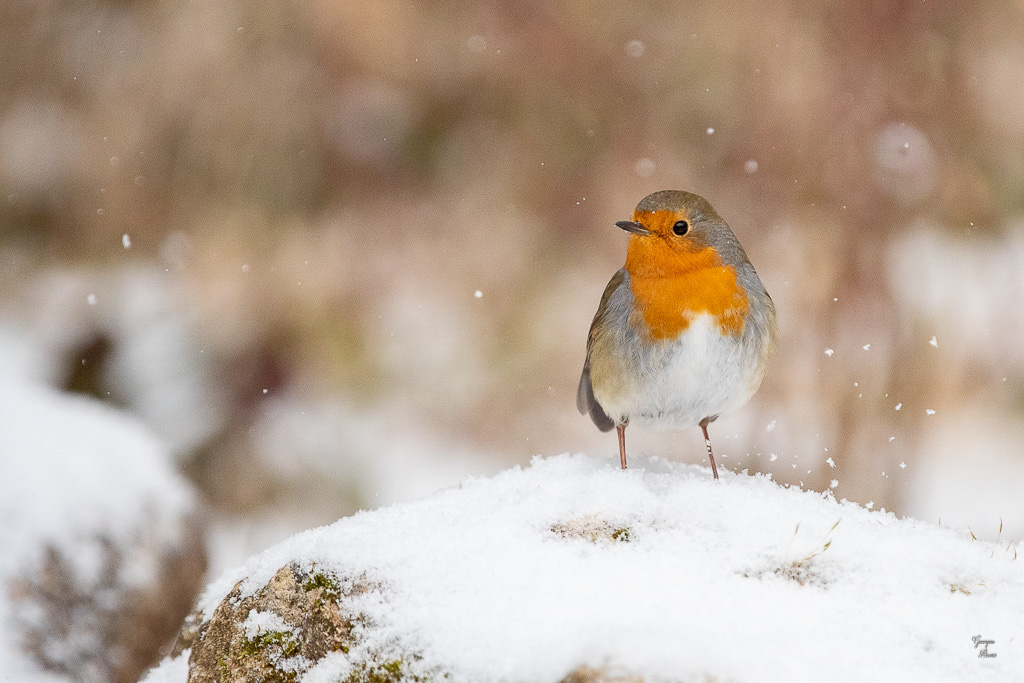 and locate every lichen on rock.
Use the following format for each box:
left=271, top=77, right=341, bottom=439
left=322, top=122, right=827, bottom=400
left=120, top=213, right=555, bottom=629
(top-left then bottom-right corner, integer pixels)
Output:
left=181, top=562, right=434, bottom=682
